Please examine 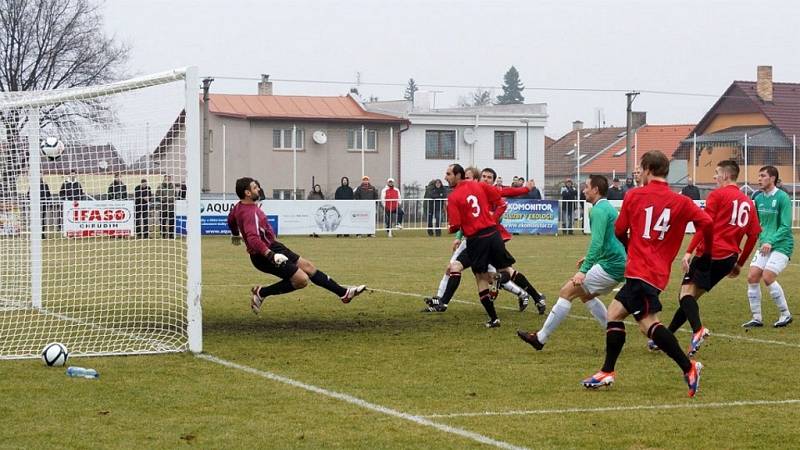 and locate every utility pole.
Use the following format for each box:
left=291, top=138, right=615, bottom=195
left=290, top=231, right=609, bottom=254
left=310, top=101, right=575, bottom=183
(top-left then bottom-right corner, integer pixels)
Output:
left=625, top=91, right=639, bottom=179
left=201, top=77, right=214, bottom=193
